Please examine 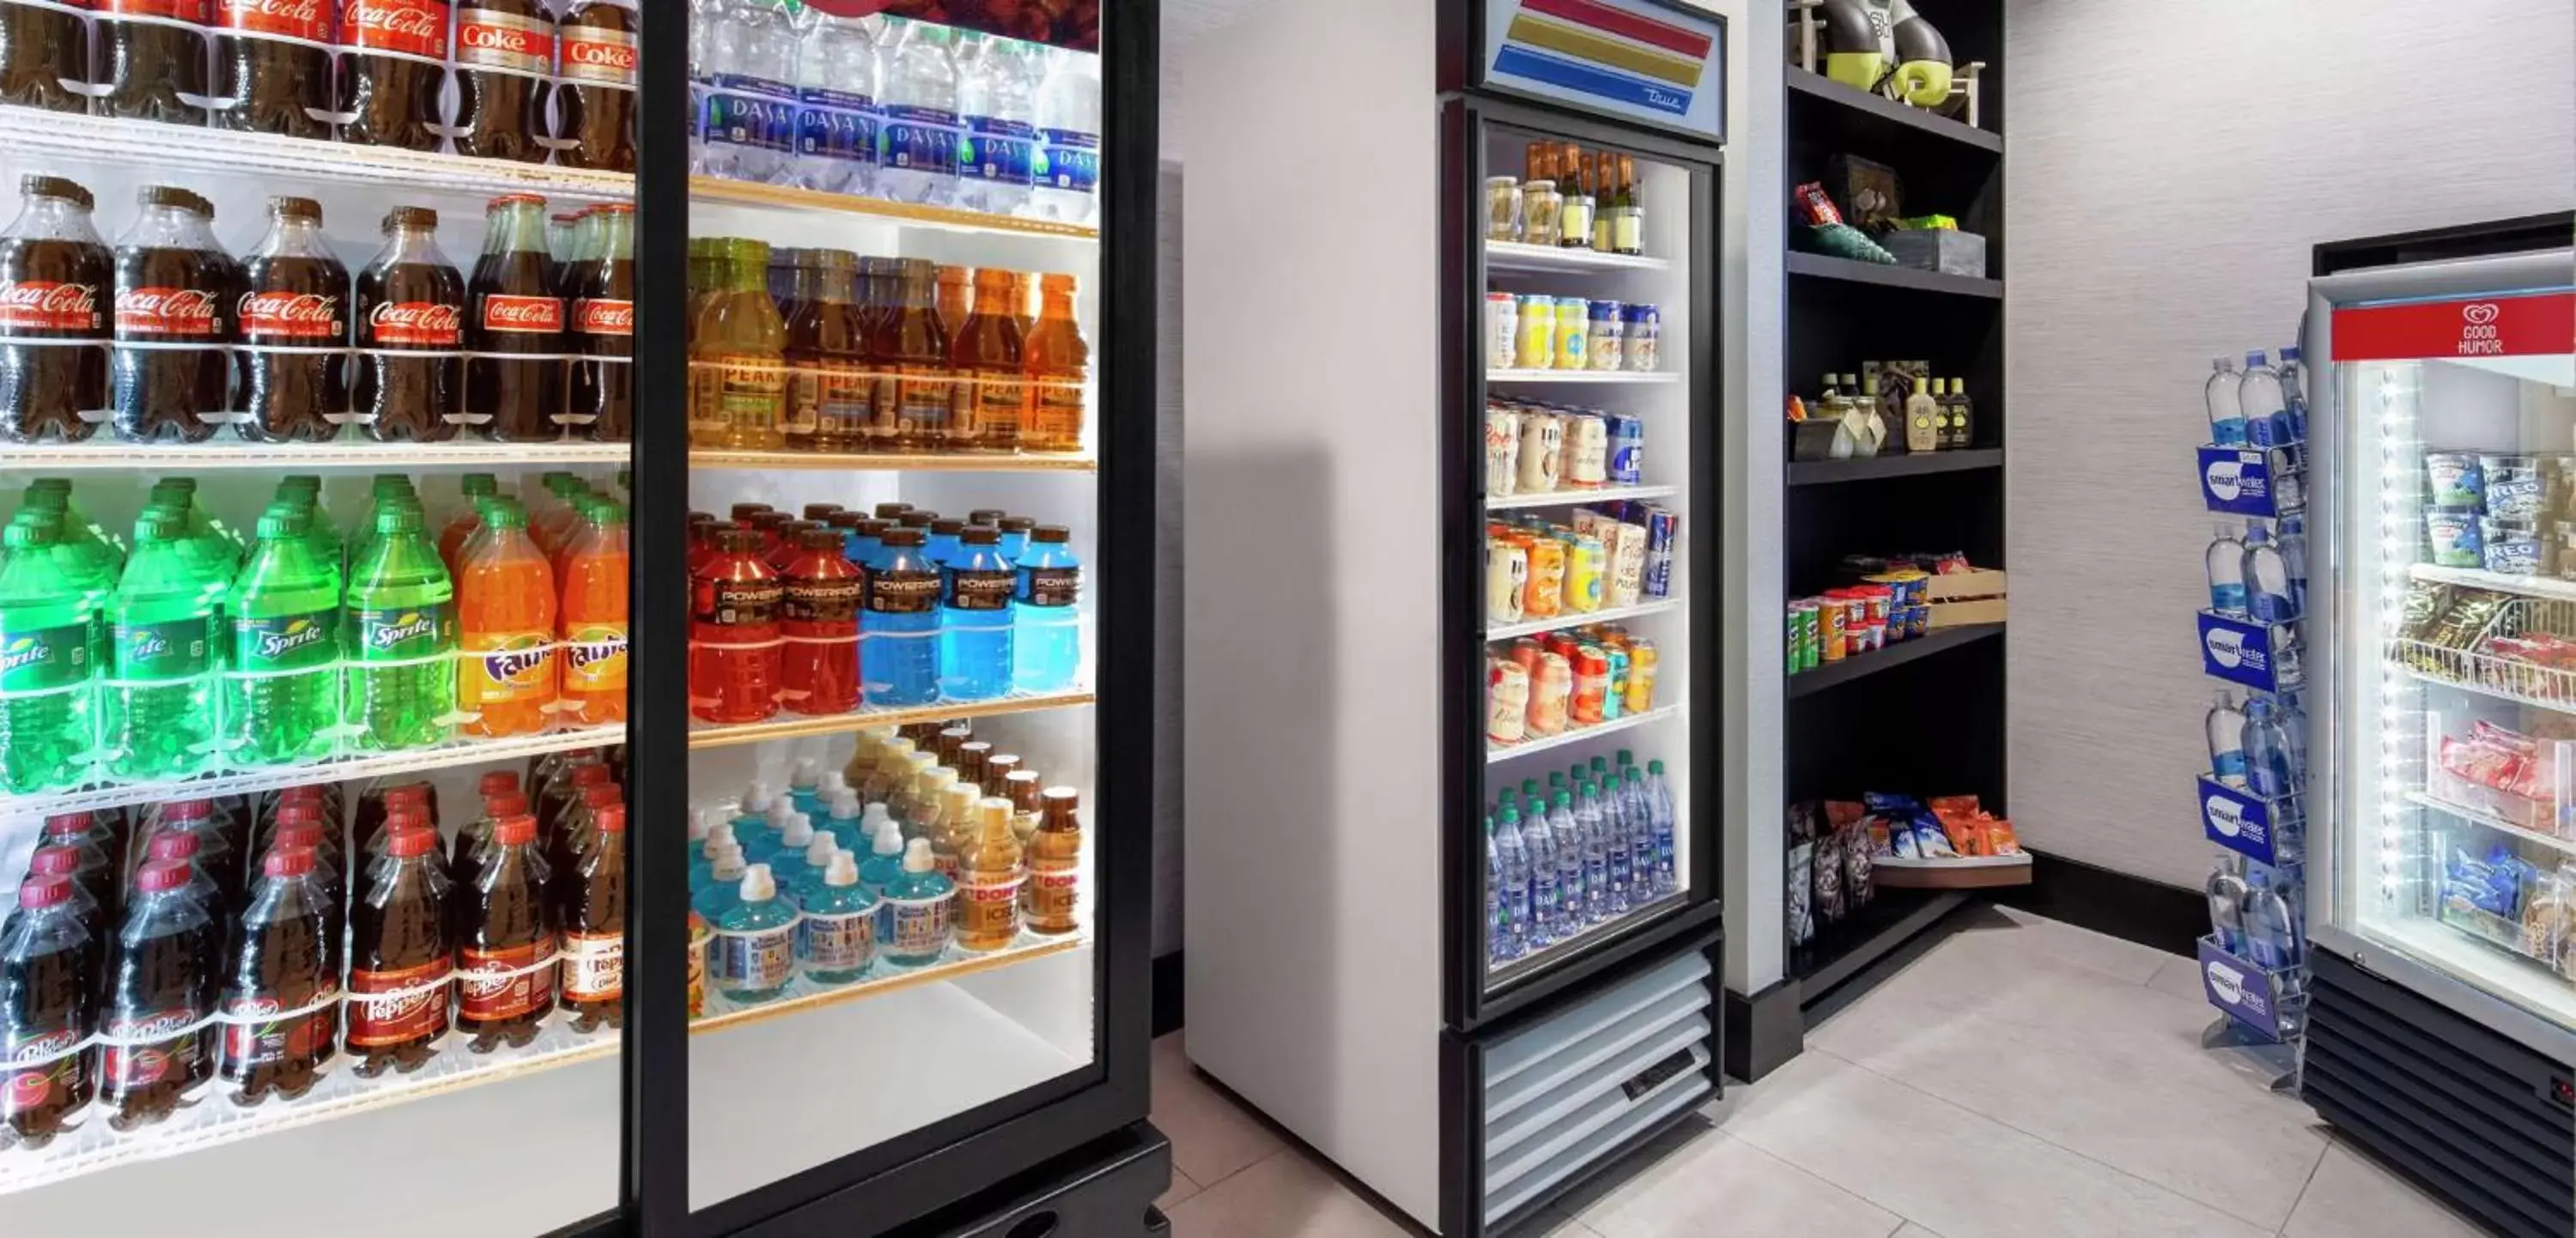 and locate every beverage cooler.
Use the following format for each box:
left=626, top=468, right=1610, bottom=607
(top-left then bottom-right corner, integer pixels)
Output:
left=0, top=2, right=1164, bottom=1235
left=2304, top=243, right=2576, bottom=1238
left=1183, top=3, right=1726, bottom=1234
